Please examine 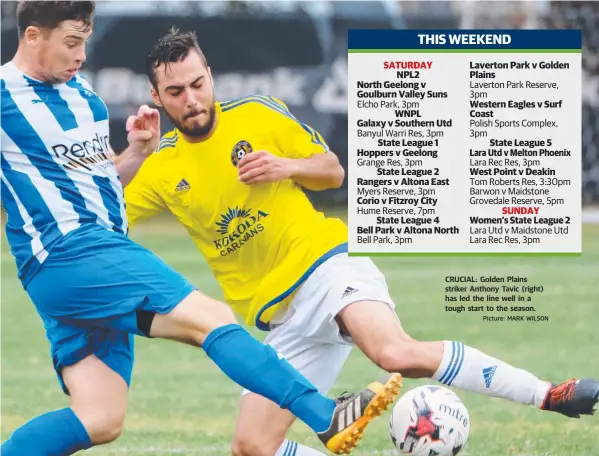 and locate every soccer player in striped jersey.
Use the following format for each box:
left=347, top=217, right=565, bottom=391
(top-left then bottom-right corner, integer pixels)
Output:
left=125, top=28, right=599, bottom=456
left=0, top=3, right=400, bottom=455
